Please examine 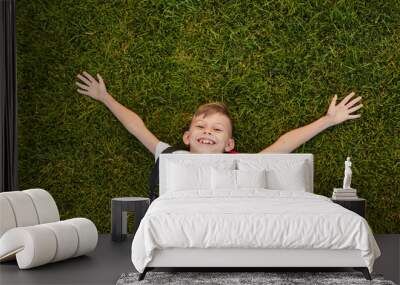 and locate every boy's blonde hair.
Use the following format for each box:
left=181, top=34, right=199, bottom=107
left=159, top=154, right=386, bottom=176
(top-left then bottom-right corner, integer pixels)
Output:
left=190, top=102, right=234, bottom=138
